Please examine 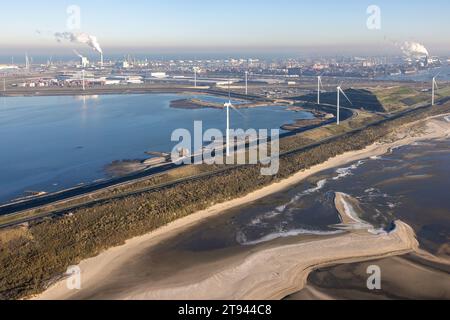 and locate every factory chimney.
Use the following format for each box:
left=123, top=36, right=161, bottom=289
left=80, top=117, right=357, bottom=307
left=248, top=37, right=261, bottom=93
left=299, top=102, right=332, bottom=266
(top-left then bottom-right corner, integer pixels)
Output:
left=25, top=53, right=30, bottom=71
